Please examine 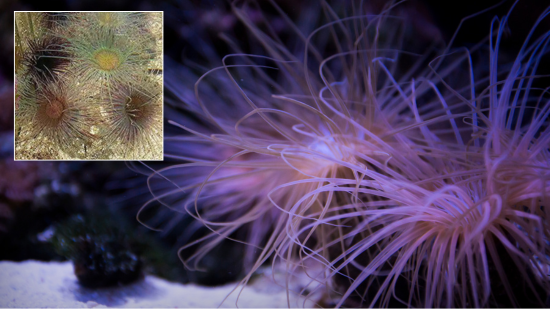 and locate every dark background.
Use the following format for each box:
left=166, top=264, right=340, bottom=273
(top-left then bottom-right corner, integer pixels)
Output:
left=3, top=0, right=550, bottom=81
